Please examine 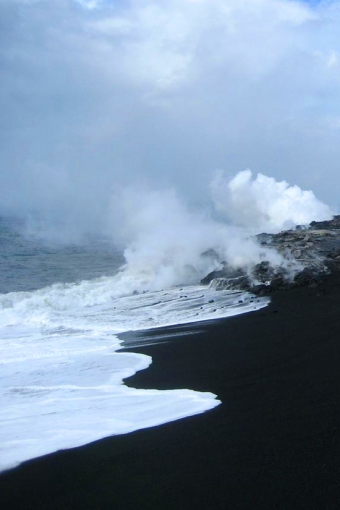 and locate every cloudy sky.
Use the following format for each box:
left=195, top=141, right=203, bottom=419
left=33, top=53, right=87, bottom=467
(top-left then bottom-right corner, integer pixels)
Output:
left=1, top=0, right=340, bottom=240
